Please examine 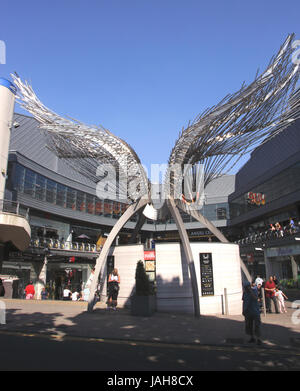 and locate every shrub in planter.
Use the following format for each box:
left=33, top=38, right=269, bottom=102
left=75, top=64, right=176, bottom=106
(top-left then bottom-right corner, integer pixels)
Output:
left=131, top=260, right=156, bottom=316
